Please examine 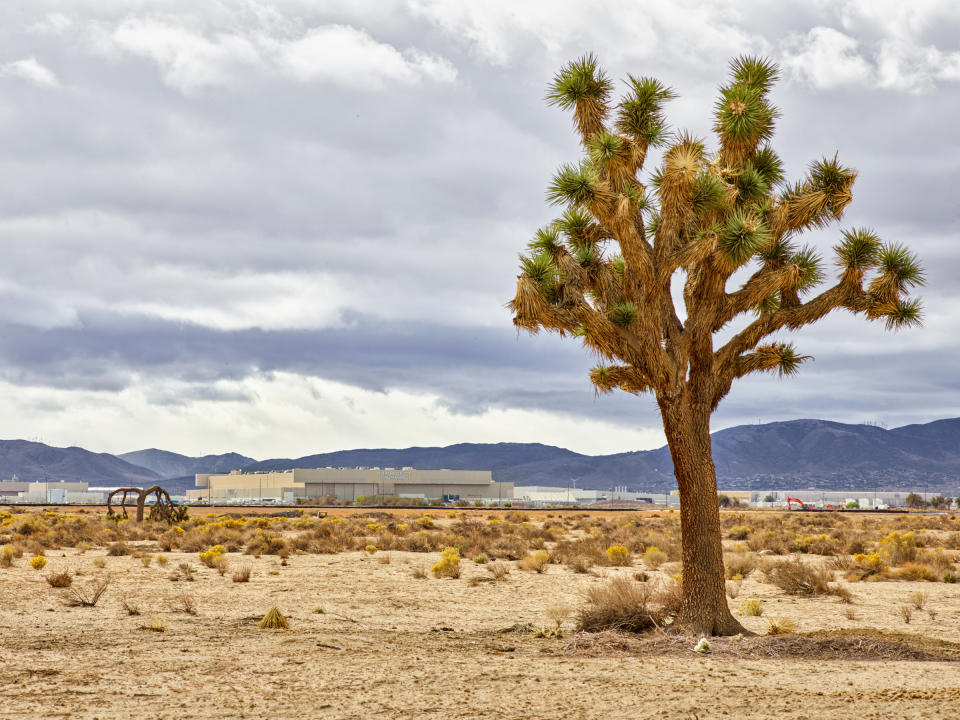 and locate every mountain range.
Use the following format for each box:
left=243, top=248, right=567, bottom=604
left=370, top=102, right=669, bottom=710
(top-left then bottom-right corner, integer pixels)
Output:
left=3, top=417, right=960, bottom=495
